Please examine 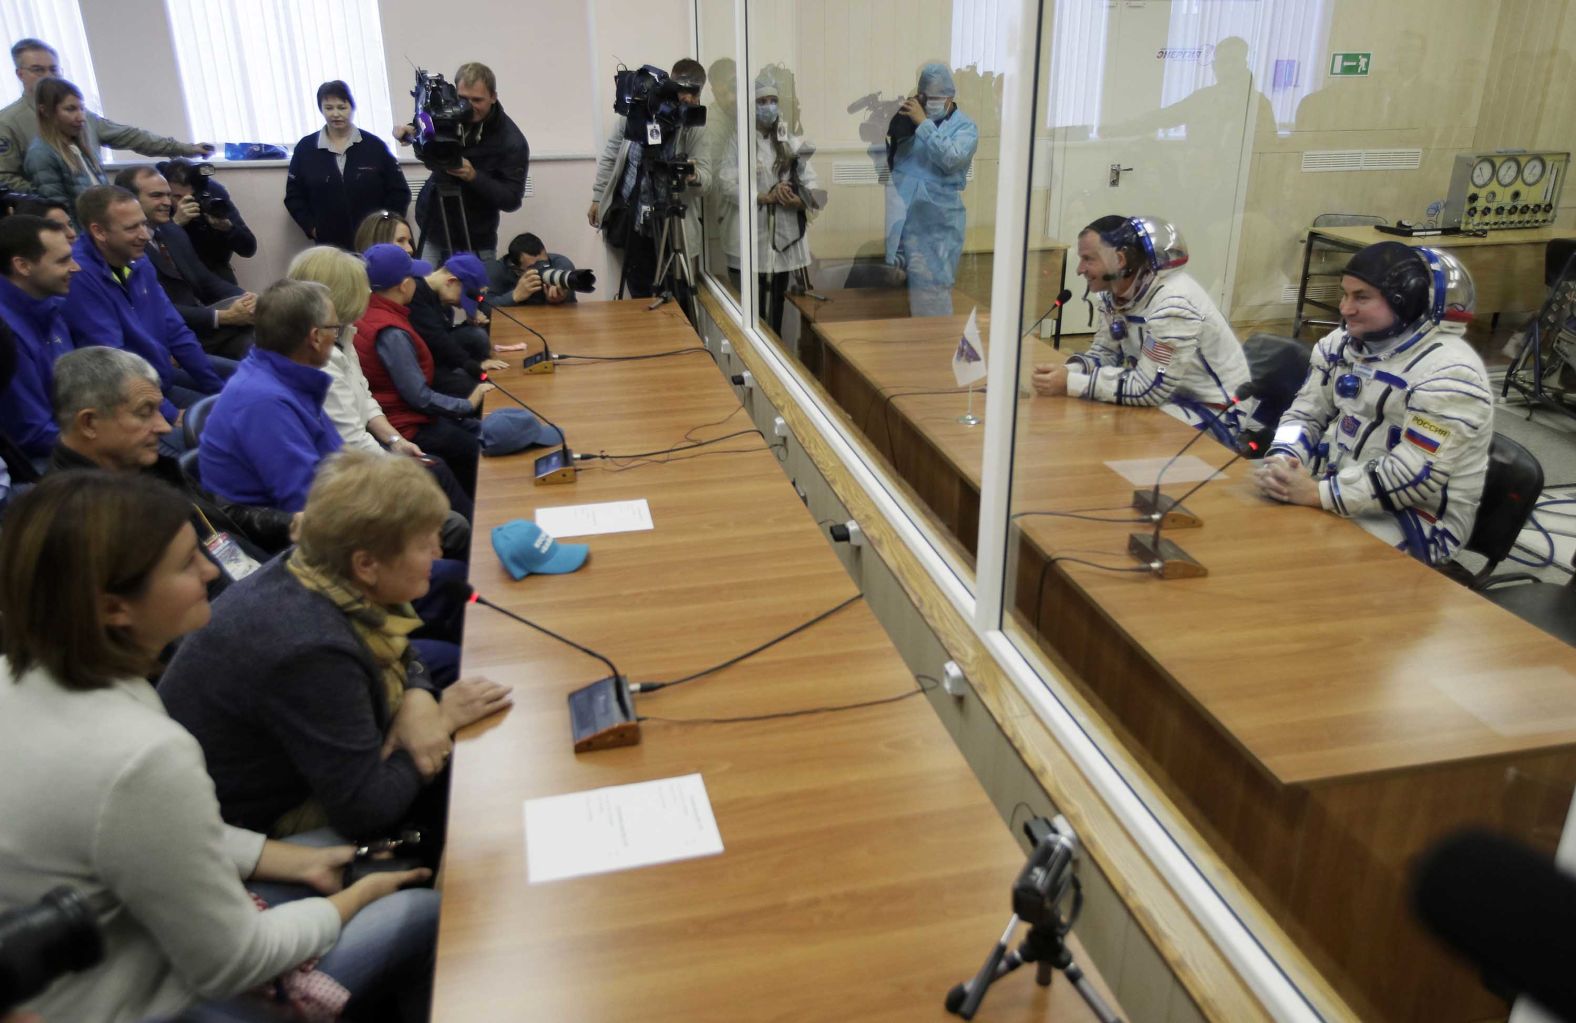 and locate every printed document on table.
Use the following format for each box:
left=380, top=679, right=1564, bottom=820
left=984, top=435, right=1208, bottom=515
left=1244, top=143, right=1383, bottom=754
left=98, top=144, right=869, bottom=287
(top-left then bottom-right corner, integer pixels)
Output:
left=1104, top=455, right=1227, bottom=486
left=523, top=773, right=724, bottom=883
left=535, top=498, right=654, bottom=538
